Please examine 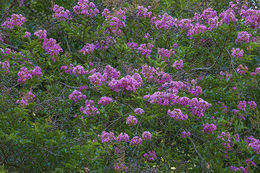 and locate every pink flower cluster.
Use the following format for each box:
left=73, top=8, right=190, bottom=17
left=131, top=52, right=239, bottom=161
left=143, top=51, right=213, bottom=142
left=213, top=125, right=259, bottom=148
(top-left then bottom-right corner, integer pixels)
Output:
left=178, top=19, right=192, bottom=31
left=80, top=100, right=100, bottom=116
left=53, top=4, right=71, bottom=21
left=246, top=136, right=260, bottom=154
left=219, top=8, right=237, bottom=24
left=101, top=131, right=116, bottom=143
left=202, top=123, right=217, bottom=133
left=136, top=6, right=152, bottom=18
left=88, top=65, right=120, bottom=86
left=236, top=64, right=248, bottom=75
left=231, top=48, right=244, bottom=58
left=219, top=71, right=232, bottom=81
left=150, top=13, right=177, bottom=30
left=218, top=132, right=232, bottom=153
left=98, top=96, right=113, bottom=106
left=126, top=115, right=137, bottom=126
left=0, top=48, right=11, bottom=55
left=73, top=0, right=99, bottom=18
left=24, top=31, right=31, bottom=38
left=240, top=9, right=260, bottom=29
left=181, top=131, right=191, bottom=138
left=143, top=151, right=156, bottom=161
left=157, top=48, right=175, bottom=59
left=60, top=64, right=92, bottom=75
left=34, top=29, right=47, bottom=39
left=1, top=14, right=26, bottom=29
left=116, top=133, right=129, bottom=142
left=235, top=31, right=251, bottom=44
left=134, top=108, right=144, bottom=115
left=237, top=100, right=257, bottom=111
left=16, top=91, right=36, bottom=106
left=141, top=65, right=172, bottom=84
left=142, top=131, right=152, bottom=141
left=130, top=136, right=142, bottom=146
left=127, top=42, right=138, bottom=50
left=187, top=23, right=207, bottom=36
left=103, top=8, right=126, bottom=36
left=108, top=73, right=143, bottom=92
left=80, top=43, right=96, bottom=55
left=172, top=60, right=183, bottom=70
left=68, top=90, right=86, bottom=103
left=168, top=108, right=188, bottom=120
left=138, top=43, right=154, bottom=57
left=17, top=66, right=42, bottom=83
left=0, top=61, right=10, bottom=73
left=42, top=38, right=63, bottom=59
left=230, top=166, right=249, bottom=173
